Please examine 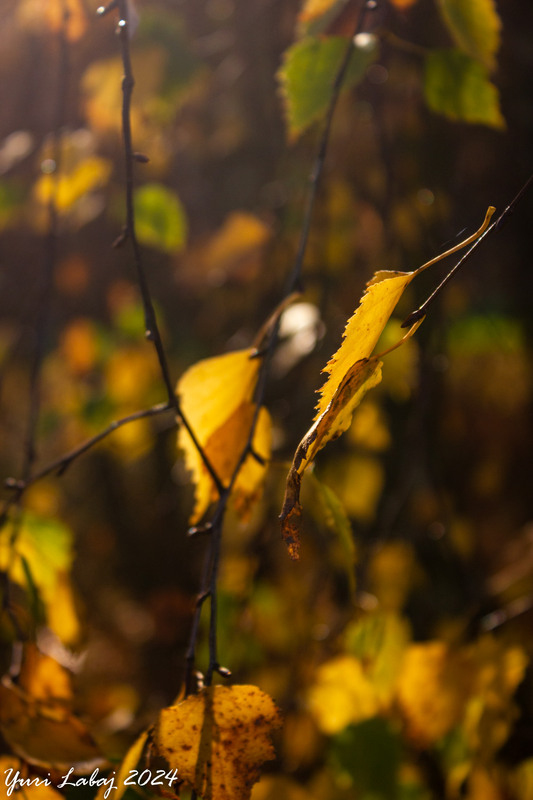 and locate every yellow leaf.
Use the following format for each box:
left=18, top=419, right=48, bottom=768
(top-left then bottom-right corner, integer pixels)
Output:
left=308, top=655, right=380, bottom=734
left=17, top=0, right=88, bottom=41
left=0, top=512, right=80, bottom=644
left=177, top=349, right=271, bottom=523
left=152, top=685, right=282, bottom=800
left=34, top=157, right=112, bottom=212
left=18, top=643, right=72, bottom=704
left=463, top=635, right=528, bottom=759
left=315, top=271, right=415, bottom=419
left=279, top=206, right=495, bottom=558
left=280, top=357, right=383, bottom=559
left=396, top=642, right=471, bottom=745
